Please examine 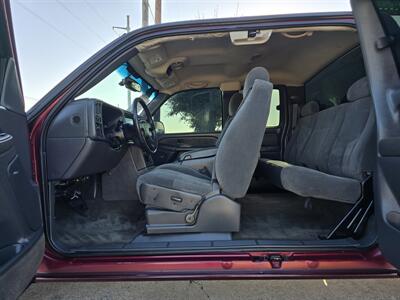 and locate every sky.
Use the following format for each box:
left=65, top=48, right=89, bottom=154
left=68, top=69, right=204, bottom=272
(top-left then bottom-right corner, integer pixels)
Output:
left=10, top=0, right=351, bottom=110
